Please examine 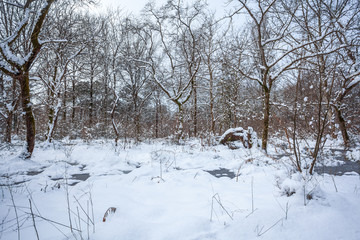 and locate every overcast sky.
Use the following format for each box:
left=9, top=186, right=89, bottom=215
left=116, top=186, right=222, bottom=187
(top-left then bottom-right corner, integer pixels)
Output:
left=93, top=0, right=236, bottom=17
